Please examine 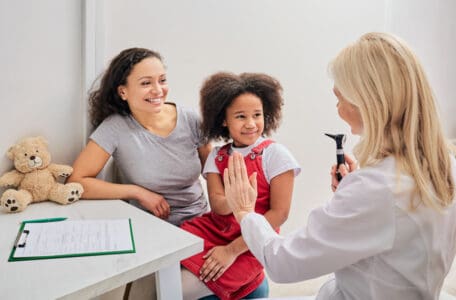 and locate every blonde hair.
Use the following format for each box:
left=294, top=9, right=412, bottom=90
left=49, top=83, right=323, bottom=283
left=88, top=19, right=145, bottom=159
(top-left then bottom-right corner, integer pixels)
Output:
left=330, top=32, right=455, bottom=210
